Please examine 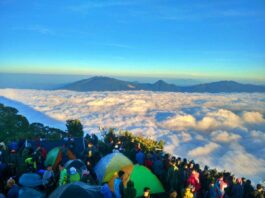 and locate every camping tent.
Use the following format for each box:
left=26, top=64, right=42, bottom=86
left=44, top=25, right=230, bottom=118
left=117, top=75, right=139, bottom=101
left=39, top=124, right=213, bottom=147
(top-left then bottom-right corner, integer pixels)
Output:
left=64, top=159, right=87, bottom=176
left=19, top=173, right=43, bottom=188
left=94, top=153, right=133, bottom=184
left=109, top=164, right=165, bottom=197
left=44, top=147, right=76, bottom=168
left=49, top=182, right=103, bottom=198
left=44, top=147, right=61, bottom=168
left=19, top=187, right=45, bottom=198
